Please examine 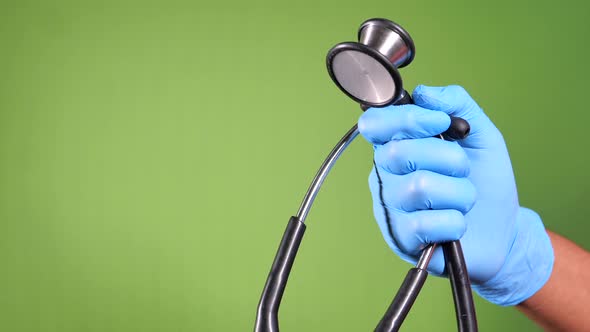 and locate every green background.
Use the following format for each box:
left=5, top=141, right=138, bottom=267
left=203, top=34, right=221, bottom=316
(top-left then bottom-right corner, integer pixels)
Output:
left=1, top=0, right=589, bottom=331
